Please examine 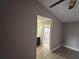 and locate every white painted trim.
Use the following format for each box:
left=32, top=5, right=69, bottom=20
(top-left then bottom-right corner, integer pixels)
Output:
left=64, top=45, right=79, bottom=52
left=50, top=45, right=63, bottom=52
